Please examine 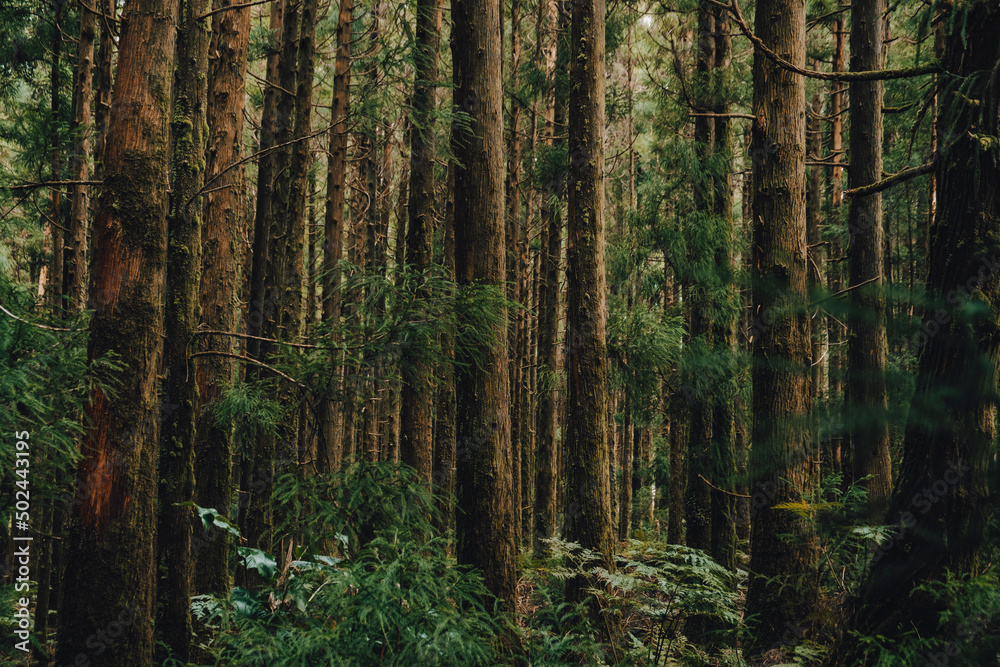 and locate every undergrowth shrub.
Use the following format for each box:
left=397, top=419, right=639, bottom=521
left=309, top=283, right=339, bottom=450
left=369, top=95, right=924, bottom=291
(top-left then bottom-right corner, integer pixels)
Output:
left=192, top=461, right=502, bottom=666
